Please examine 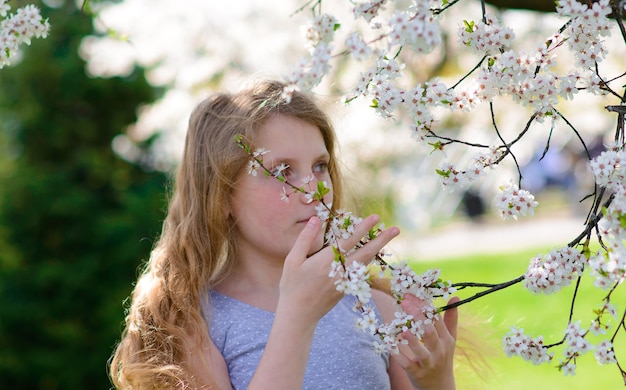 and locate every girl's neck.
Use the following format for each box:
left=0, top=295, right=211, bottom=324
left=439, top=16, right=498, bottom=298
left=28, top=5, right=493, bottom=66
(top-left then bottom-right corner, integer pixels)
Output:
left=213, top=252, right=284, bottom=312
